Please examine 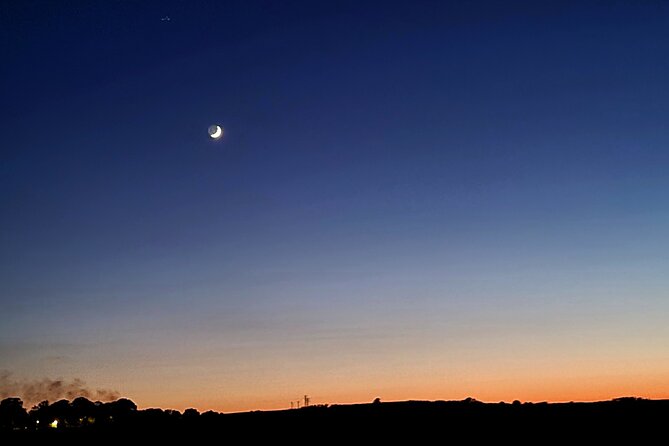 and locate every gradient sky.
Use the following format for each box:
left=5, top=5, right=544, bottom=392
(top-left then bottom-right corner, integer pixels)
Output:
left=2, top=0, right=669, bottom=412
